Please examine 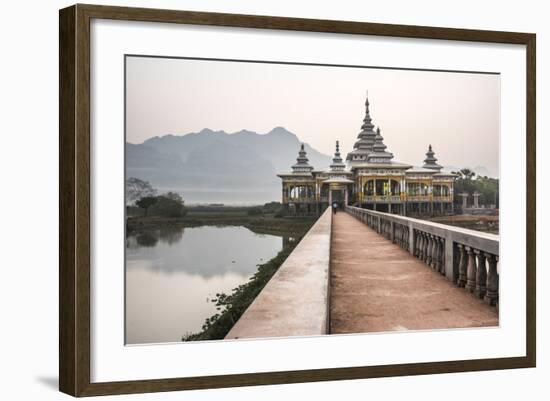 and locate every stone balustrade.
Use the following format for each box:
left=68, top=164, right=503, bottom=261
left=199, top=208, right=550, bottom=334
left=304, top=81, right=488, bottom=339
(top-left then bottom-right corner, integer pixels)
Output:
left=346, top=206, right=499, bottom=306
